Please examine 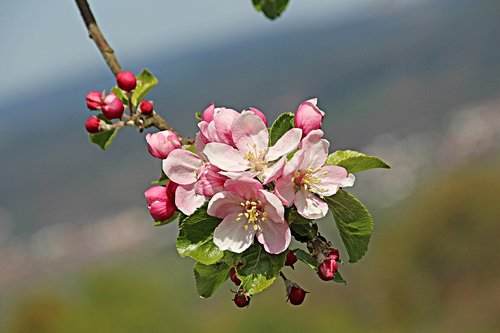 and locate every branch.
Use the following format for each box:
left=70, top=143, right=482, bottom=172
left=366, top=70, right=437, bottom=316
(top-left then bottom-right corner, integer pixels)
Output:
left=75, top=0, right=191, bottom=144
